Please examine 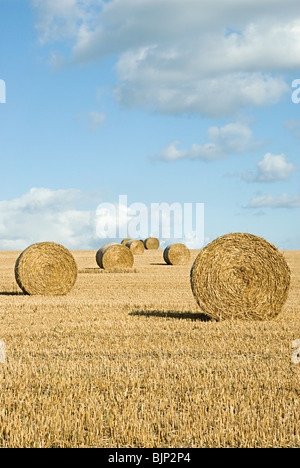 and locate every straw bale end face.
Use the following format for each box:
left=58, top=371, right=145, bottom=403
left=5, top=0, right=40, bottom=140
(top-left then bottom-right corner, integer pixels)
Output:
left=125, top=240, right=145, bottom=255
left=144, top=237, right=160, bottom=250
left=163, top=243, right=191, bottom=265
left=96, top=243, right=134, bottom=269
left=15, top=242, right=78, bottom=296
left=190, top=232, right=291, bottom=321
